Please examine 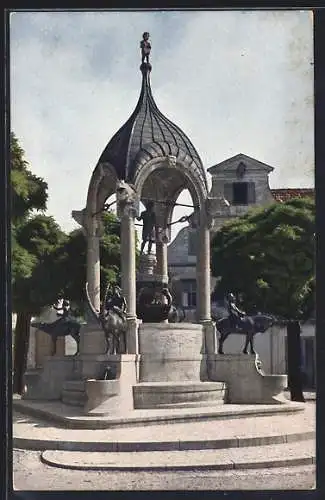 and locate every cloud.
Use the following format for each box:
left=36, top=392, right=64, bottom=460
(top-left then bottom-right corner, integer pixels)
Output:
left=10, top=10, right=314, bottom=240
